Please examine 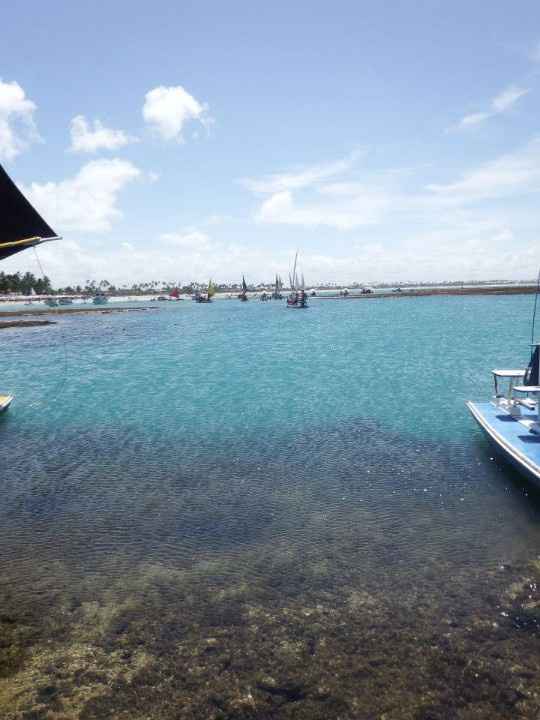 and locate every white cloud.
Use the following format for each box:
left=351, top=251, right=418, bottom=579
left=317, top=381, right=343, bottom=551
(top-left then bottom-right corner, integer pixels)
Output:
left=148, top=171, right=160, bottom=183
left=246, top=152, right=391, bottom=229
left=69, top=115, right=137, bottom=153
left=10, top=217, right=538, bottom=288
left=160, top=229, right=211, bottom=248
left=456, top=84, right=529, bottom=130
left=23, top=158, right=141, bottom=233
left=8, top=143, right=540, bottom=287
left=0, top=79, right=40, bottom=161
left=427, top=137, right=540, bottom=202
left=242, top=152, right=361, bottom=193
left=491, top=85, right=529, bottom=112
left=257, top=188, right=389, bottom=229
left=459, top=112, right=491, bottom=128
left=142, top=85, right=209, bottom=142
